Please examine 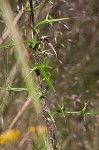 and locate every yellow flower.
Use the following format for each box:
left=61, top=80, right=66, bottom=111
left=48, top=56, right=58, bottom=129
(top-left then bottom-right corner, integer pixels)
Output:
left=36, top=125, right=48, bottom=136
left=28, top=126, right=36, bottom=134
left=28, top=125, right=48, bottom=136
left=0, top=129, right=20, bottom=145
